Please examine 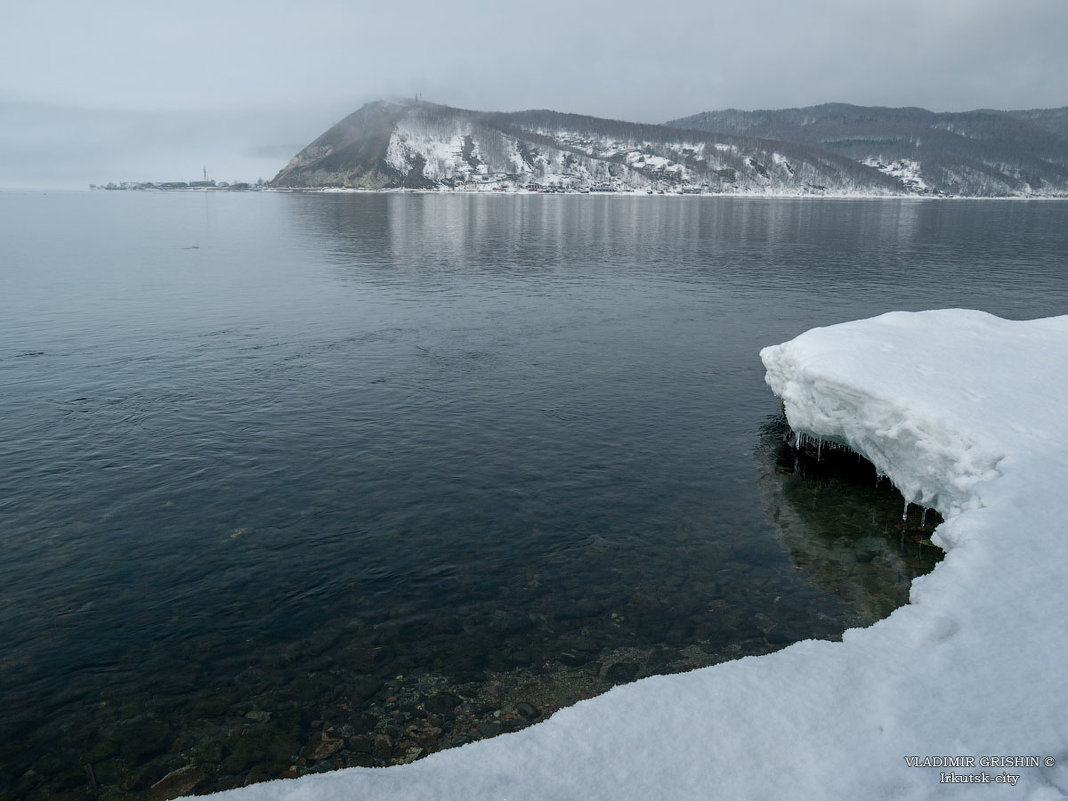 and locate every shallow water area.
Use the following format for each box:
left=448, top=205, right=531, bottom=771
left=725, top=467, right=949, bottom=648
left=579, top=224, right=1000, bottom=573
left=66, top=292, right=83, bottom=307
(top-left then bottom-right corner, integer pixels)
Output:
left=4, top=420, right=943, bottom=801
left=2, top=192, right=1066, bottom=800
